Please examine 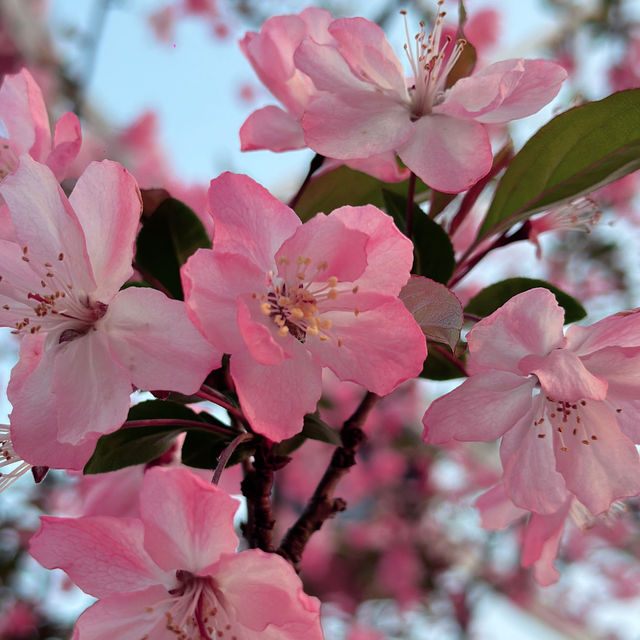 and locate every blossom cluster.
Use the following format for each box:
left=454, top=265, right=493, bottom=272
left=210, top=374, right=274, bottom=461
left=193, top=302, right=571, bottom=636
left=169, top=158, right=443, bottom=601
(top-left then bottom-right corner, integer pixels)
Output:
left=1, top=1, right=640, bottom=638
